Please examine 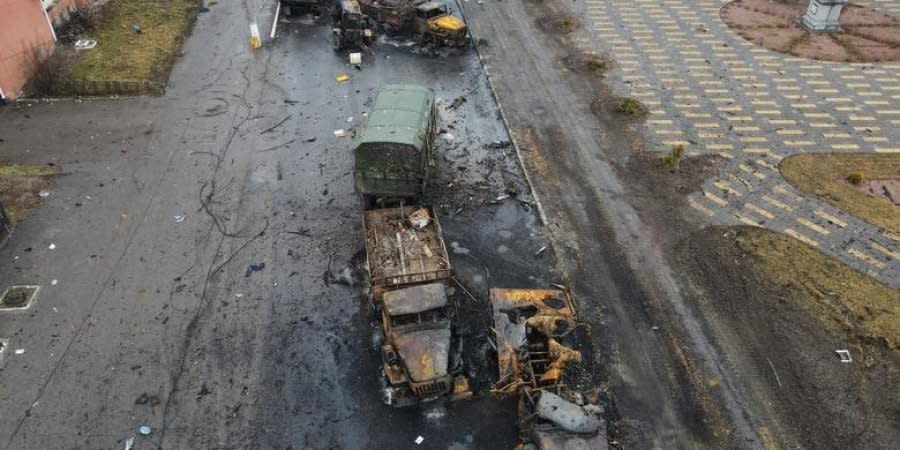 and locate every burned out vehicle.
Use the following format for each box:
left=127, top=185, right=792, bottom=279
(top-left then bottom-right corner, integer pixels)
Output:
left=280, top=0, right=332, bottom=16
left=490, top=288, right=608, bottom=449
left=413, top=1, right=467, bottom=47
left=363, top=205, right=467, bottom=406
left=331, top=0, right=375, bottom=51
left=354, top=84, right=436, bottom=206
left=380, top=283, right=454, bottom=405
left=490, top=288, right=582, bottom=392
left=358, top=0, right=468, bottom=47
